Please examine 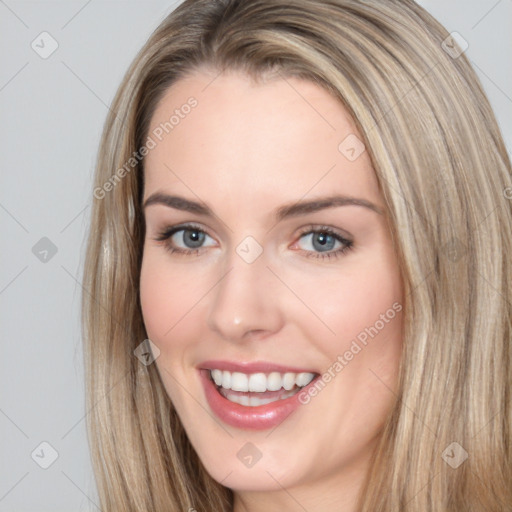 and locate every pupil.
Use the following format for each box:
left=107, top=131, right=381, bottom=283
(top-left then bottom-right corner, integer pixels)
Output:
left=313, top=232, right=334, bottom=251
left=184, top=230, right=204, bottom=248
